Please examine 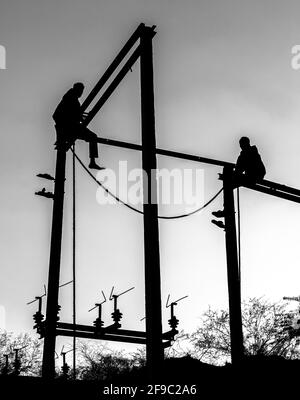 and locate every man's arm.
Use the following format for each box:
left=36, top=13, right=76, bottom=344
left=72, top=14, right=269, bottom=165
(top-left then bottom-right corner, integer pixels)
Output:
left=235, top=153, right=245, bottom=174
